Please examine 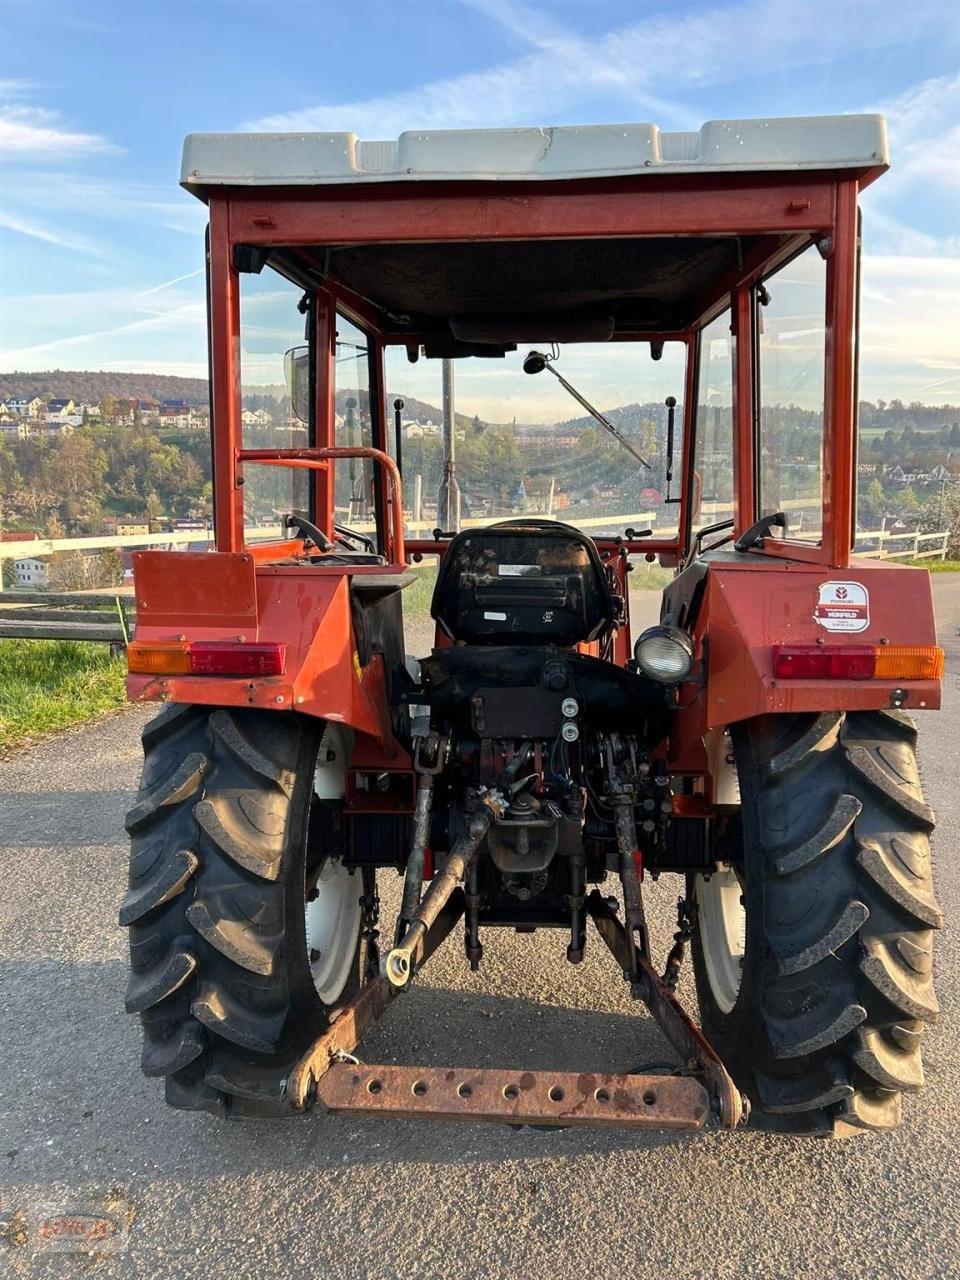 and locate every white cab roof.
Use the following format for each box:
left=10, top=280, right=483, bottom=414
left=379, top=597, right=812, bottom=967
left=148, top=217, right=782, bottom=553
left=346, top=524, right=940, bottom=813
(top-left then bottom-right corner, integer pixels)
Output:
left=181, top=115, right=888, bottom=193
